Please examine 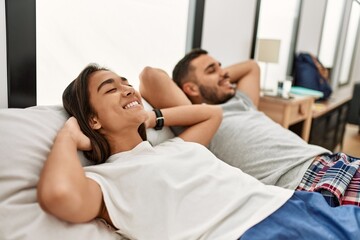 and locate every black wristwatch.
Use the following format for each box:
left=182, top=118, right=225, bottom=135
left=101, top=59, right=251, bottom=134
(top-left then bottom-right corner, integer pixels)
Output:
left=153, top=109, right=164, bottom=130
